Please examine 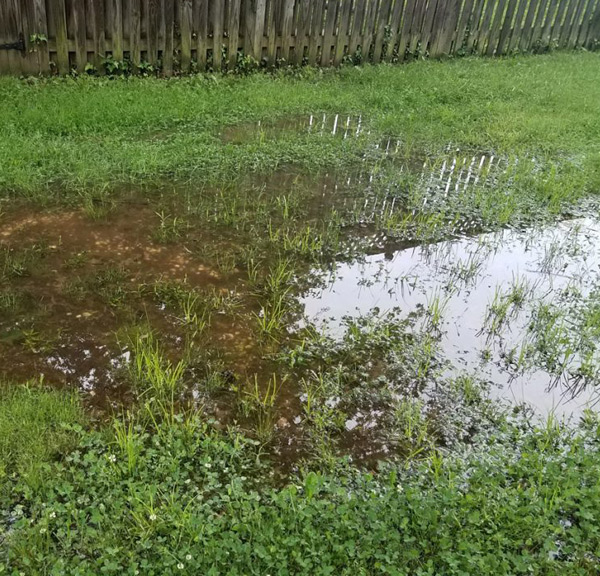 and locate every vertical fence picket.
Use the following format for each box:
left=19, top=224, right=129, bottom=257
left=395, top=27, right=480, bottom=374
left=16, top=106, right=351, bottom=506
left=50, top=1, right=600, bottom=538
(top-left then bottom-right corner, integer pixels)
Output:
left=371, top=0, right=391, bottom=62
left=20, top=0, right=38, bottom=74
left=465, top=0, right=486, bottom=53
left=147, top=0, right=159, bottom=65
left=384, top=0, right=406, bottom=61
left=539, top=0, right=559, bottom=48
left=212, top=0, right=224, bottom=69
left=0, top=3, right=9, bottom=74
left=111, top=0, right=123, bottom=60
left=419, top=0, right=441, bottom=55
left=72, top=0, right=87, bottom=71
left=50, top=0, right=70, bottom=72
left=432, top=0, right=461, bottom=56
left=427, top=0, right=447, bottom=56
left=507, top=0, right=526, bottom=52
left=334, top=0, right=351, bottom=63
left=396, top=0, right=416, bottom=60
left=180, top=0, right=192, bottom=71
left=91, top=0, right=105, bottom=72
left=265, top=0, right=277, bottom=64
left=196, top=0, right=208, bottom=68
left=362, top=0, right=380, bottom=60
left=549, top=0, right=569, bottom=43
left=33, top=0, right=51, bottom=73
left=348, top=0, right=367, bottom=58
left=319, top=0, right=337, bottom=65
left=408, top=0, right=428, bottom=56
left=228, top=0, right=242, bottom=67
left=3, top=1, right=20, bottom=74
left=307, top=0, right=325, bottom=63
left=281, top=0, right=295, bottom=62
left=567, top=0, right=589, bottom=46
left=476, top=0, right=498, bottom=53
left=162, top=0, right=173, bottom=74
left=496, top=0, right=519, bottom=54
left=485, top=0, right=508, bottom=55
left=586, top=0, right=600, bottom=45
left=578, top=0, right=598, bottom=45
left=294, top=0, right=311, bottom=63
left=453, top=0, right=476, bottom=53
left=130, top=0, right=141, bottom=69
left=559, top=0, right=580, bottom=46
left=529, top=0, right=550, bottom=49
left=517, top=0, right=538, bottom=51
left=253, top=0, right=267, bottom=60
